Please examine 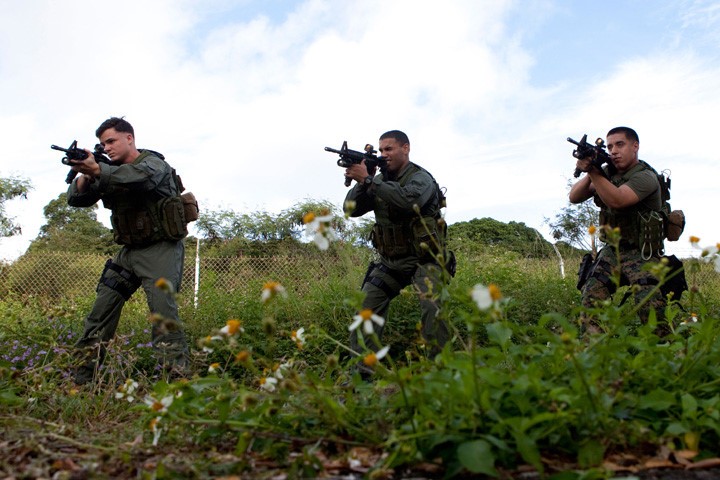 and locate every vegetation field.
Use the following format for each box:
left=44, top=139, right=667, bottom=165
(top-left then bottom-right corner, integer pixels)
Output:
left=2, top=239, right=720, bottom=479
